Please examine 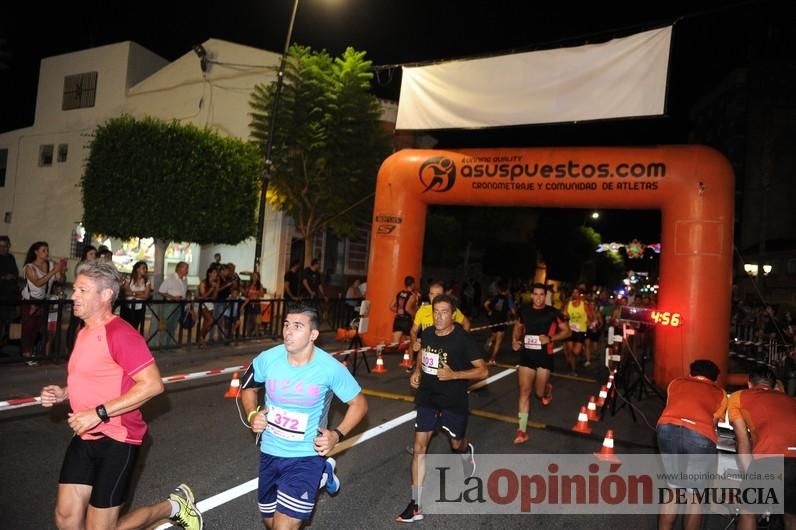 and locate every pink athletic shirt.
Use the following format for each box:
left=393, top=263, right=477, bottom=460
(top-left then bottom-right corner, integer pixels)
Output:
left=67, top=316, right=155, bottom=445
